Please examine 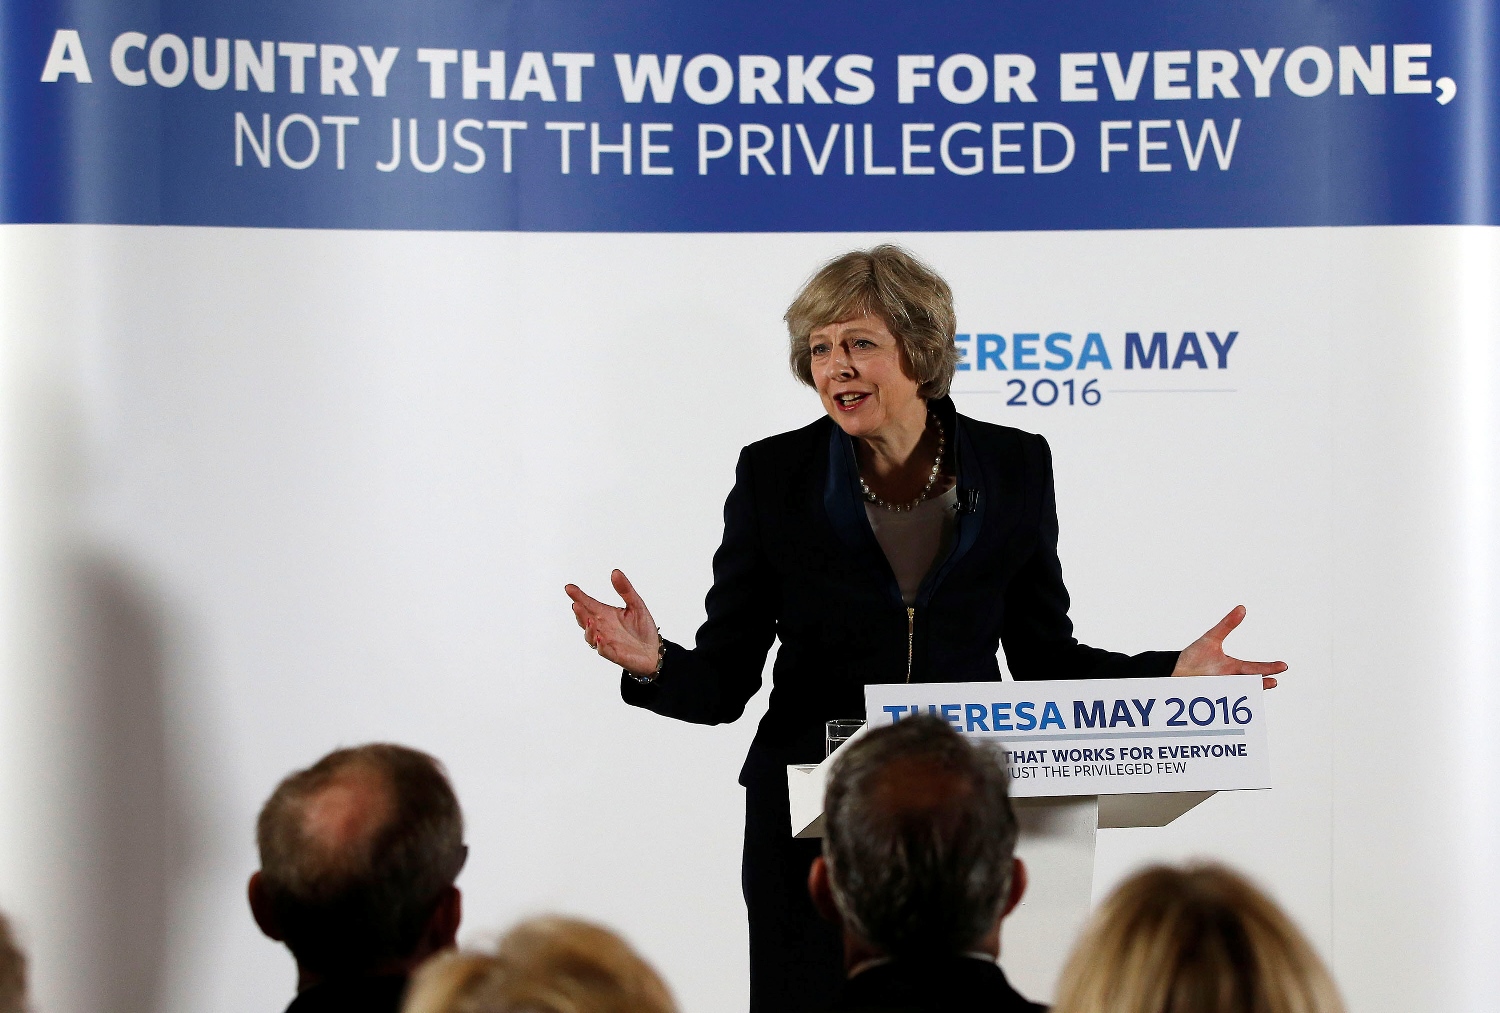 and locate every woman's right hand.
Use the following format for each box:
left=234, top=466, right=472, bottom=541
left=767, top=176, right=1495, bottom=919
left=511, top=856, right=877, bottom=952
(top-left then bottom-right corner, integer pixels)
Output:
left=564, top=569, right=662, bottom=677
